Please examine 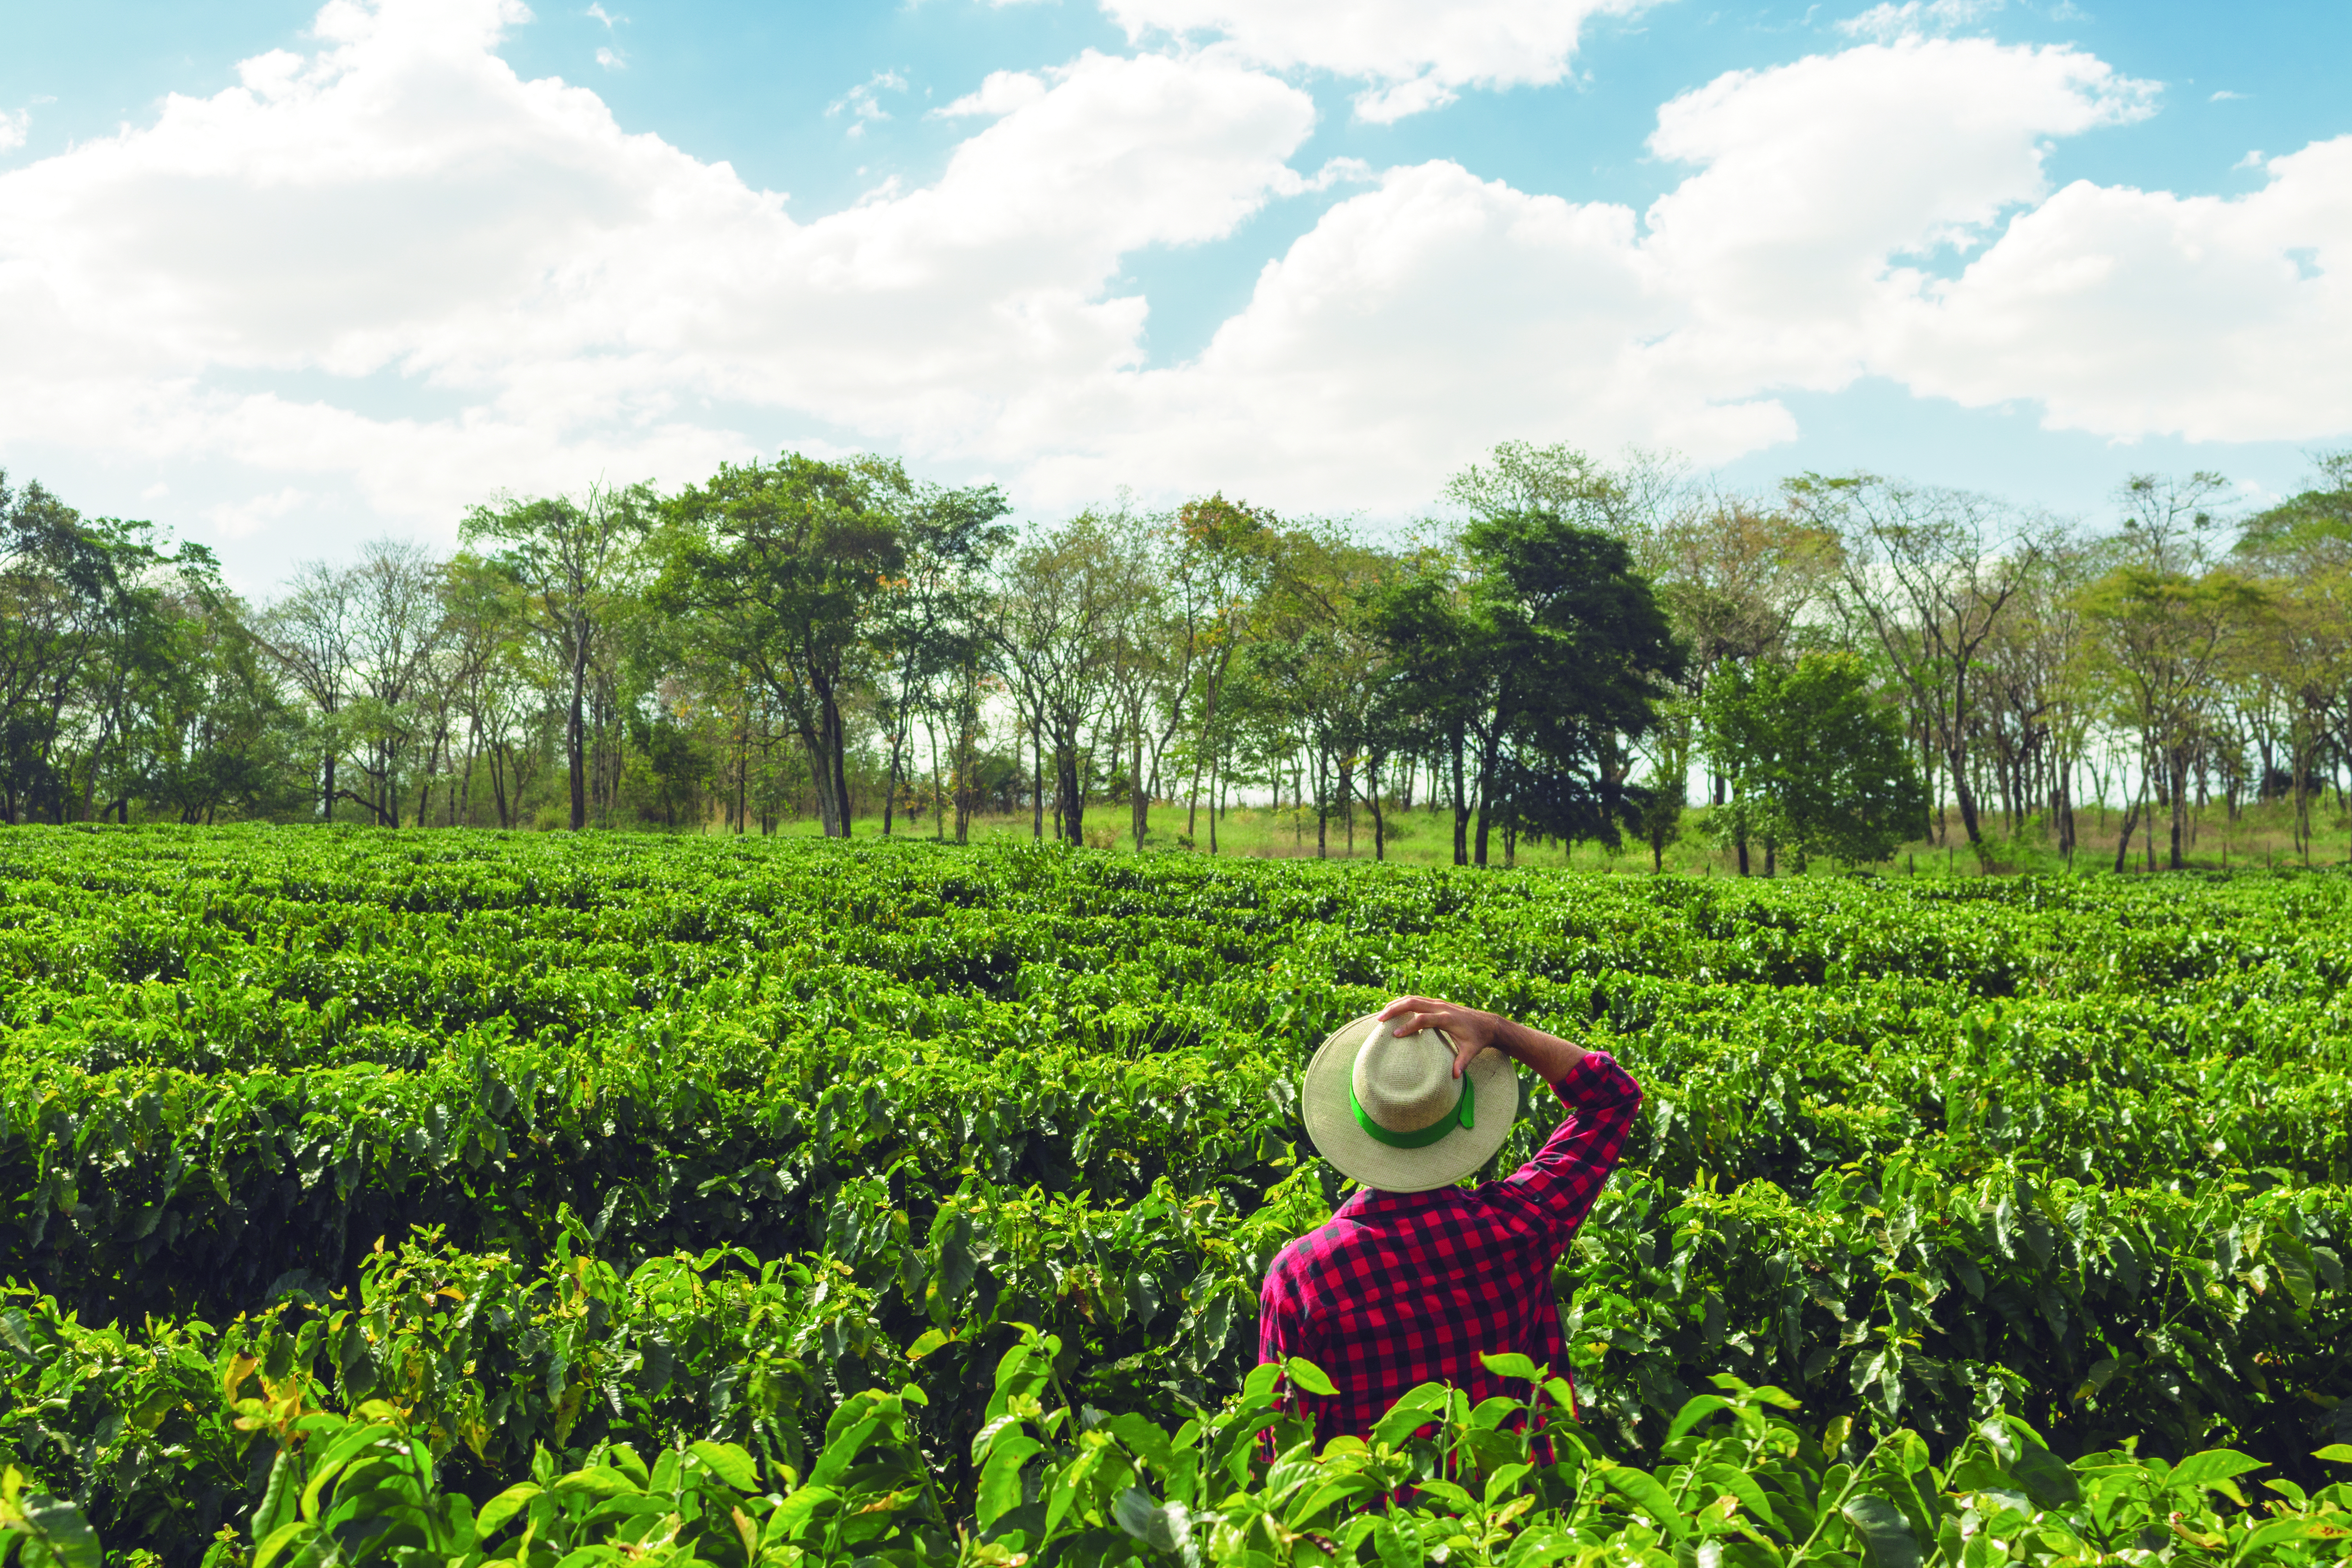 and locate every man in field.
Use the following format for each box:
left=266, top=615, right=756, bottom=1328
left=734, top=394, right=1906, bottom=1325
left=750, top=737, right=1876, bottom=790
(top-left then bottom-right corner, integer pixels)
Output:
left=1258, top=994, right=1641, bottom=1443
